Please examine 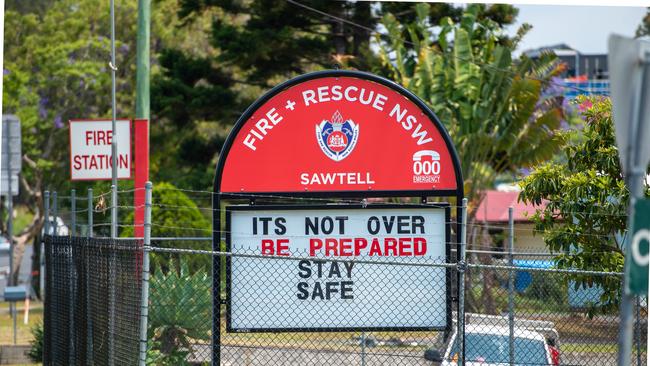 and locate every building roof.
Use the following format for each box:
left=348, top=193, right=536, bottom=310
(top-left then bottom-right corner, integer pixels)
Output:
left=523, top=43, right=578, bottom=58
left=475, top=190, right=546, bottom=223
